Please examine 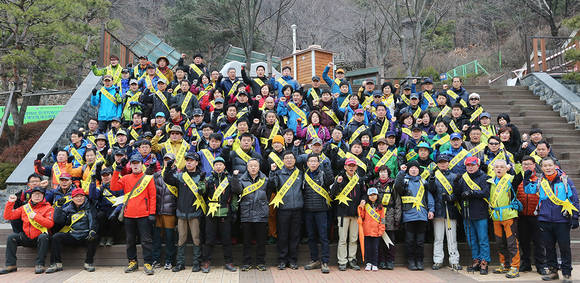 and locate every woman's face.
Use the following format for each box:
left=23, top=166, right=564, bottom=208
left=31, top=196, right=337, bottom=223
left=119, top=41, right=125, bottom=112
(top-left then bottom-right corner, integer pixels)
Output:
left=261, top=85, right=269, bottom=96
left=311, top=113, right=320, bottom=124
left=408, top=166, right=419, bottom=176
left=422, top=114, right=430, bottom=124
left=404, top=116, right=413, bottom=126
left=202, top=75, right=210, bottom=84
left=499, top=130, right=510, bottom=142
left=383, top=86, right=391, bottom=94
left=498, top=118, right=507, bottom=126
